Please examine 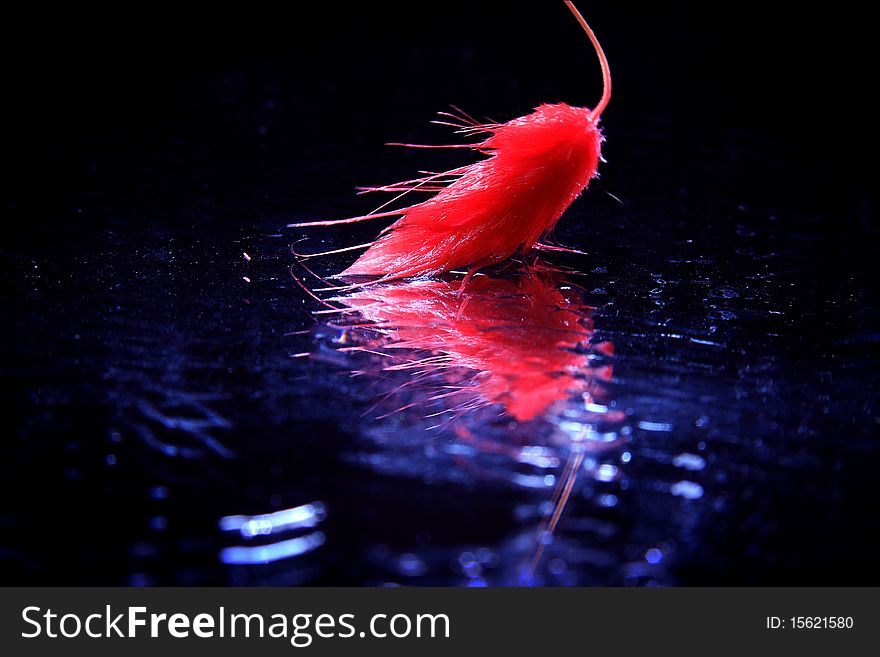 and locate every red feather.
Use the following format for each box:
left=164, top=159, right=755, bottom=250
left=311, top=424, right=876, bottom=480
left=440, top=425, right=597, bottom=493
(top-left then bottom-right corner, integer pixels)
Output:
left=342, top=103, right=602, bottom=281
left=291, top=2, right=611, bottom=284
